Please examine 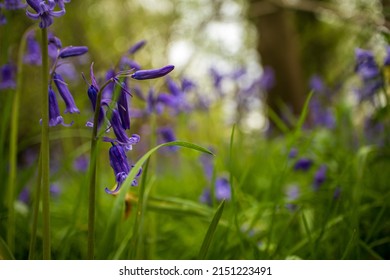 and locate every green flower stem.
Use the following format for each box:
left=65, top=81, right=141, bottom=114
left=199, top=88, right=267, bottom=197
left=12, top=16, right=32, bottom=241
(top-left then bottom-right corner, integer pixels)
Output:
left=87, top=79, right=111, bottom=259
left=40, top=27, right=51, bottom=260
left=7, top=27, right=33, bottom=254
left=29, top=152, right=42, bottom=260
